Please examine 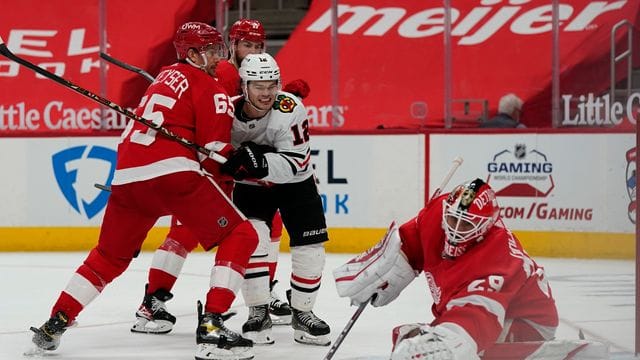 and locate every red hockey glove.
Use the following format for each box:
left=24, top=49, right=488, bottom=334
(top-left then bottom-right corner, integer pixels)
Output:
left=283, top=79, right=310, bottom=99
